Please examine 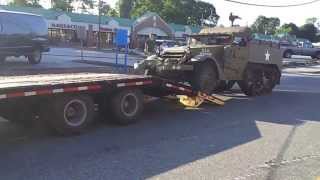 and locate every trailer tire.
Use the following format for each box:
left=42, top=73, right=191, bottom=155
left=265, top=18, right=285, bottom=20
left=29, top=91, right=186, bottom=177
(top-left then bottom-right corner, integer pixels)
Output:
left=48, top=95, right=95, bottom=136
left=0, top=104, right=34, bottom=125
left=110, top=89, right=144, bottom=125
